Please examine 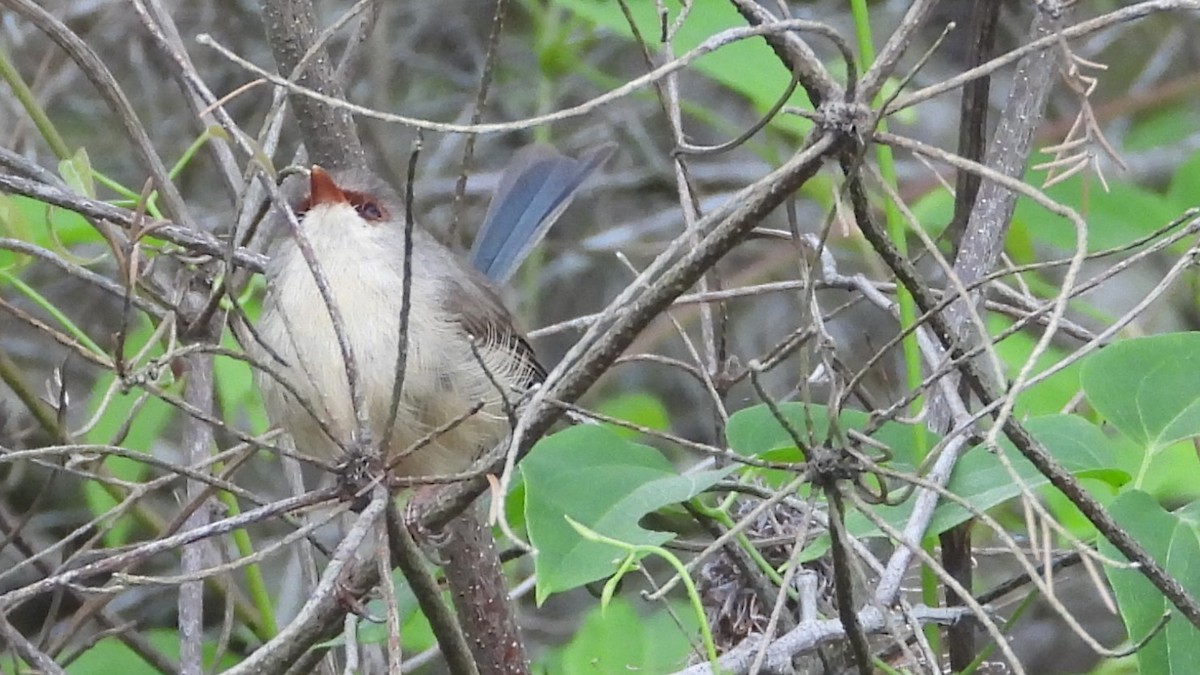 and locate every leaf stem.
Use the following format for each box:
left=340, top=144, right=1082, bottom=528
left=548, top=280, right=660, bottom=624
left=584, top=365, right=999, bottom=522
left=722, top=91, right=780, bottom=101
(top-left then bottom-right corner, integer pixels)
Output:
left=567, top=516, right=722, bottom=669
